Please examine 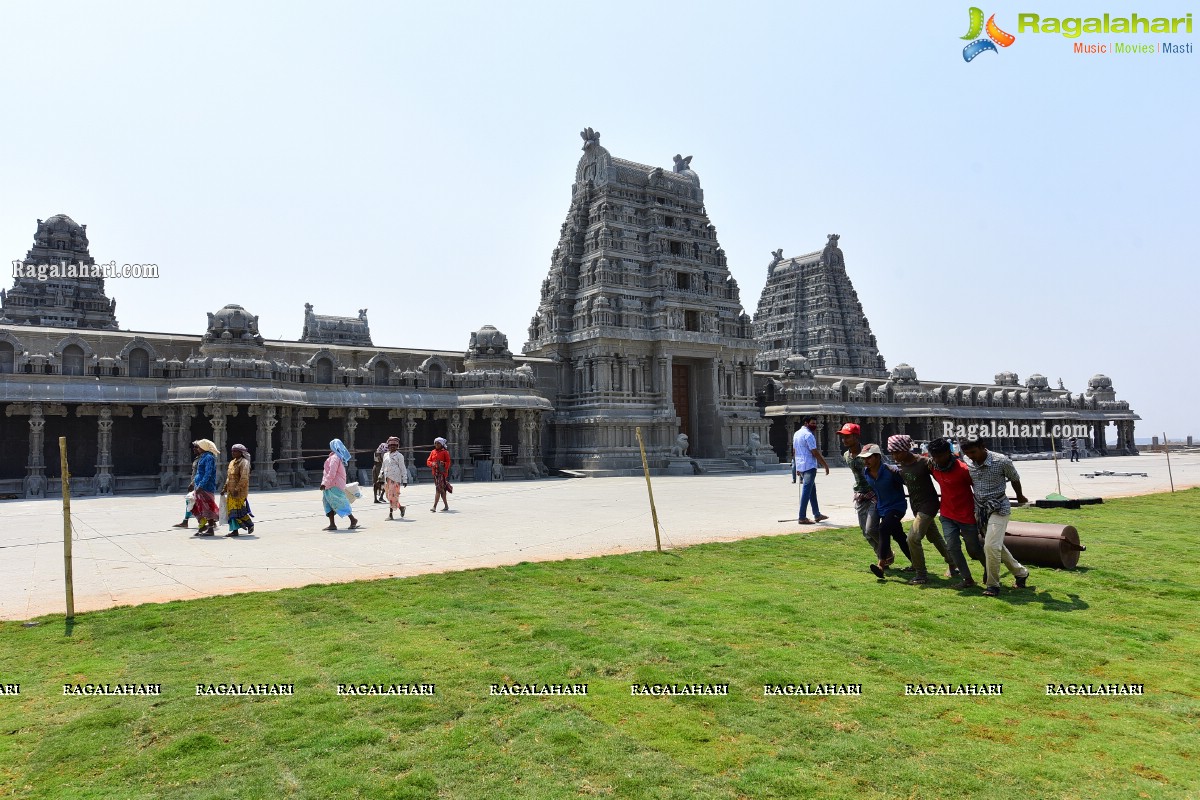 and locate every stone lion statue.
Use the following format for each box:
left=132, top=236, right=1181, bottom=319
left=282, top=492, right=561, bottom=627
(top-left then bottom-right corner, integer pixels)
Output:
left=748, top=432, right=762, bottom=452
left=670, top=433, right=690, bottom=458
